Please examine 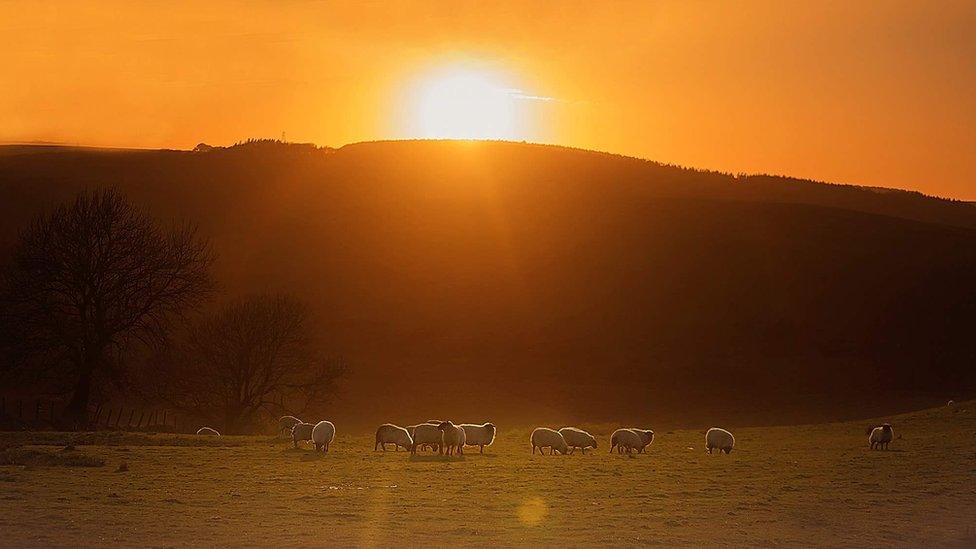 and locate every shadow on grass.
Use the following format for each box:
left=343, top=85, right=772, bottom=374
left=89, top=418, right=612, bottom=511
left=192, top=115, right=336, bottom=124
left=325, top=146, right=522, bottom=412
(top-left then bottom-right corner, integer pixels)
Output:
left=0, top=447, right=105, bottom=467
left=408, top=454, right=466, bottom=463
left=300, top=452, right=329, bottom=461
